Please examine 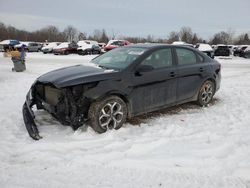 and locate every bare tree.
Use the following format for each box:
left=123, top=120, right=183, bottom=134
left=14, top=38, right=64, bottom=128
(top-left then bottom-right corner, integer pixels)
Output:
left=146, top=35, right=154, bottom=43
left=63, top=25, right=78, bottom=42
left=167, top=31, right=179, bottom=43
left=235, top=33, right=250, bottom=45
left=110, top=29, right=119, bottom=40
left=1, top=21, right=250, bottom=45
left=100, top=29, right=109, bottom=43
left=78, top=32, right=87, bottom=41
left=210, top=31, right=231, bottom=45
left=47, top=25, right=60, bottom=41
left=179, top=27, right=193, bottom=43
left=0, top=22, right=8, bottom=40
left=93, top=29, right=102, bottom=41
